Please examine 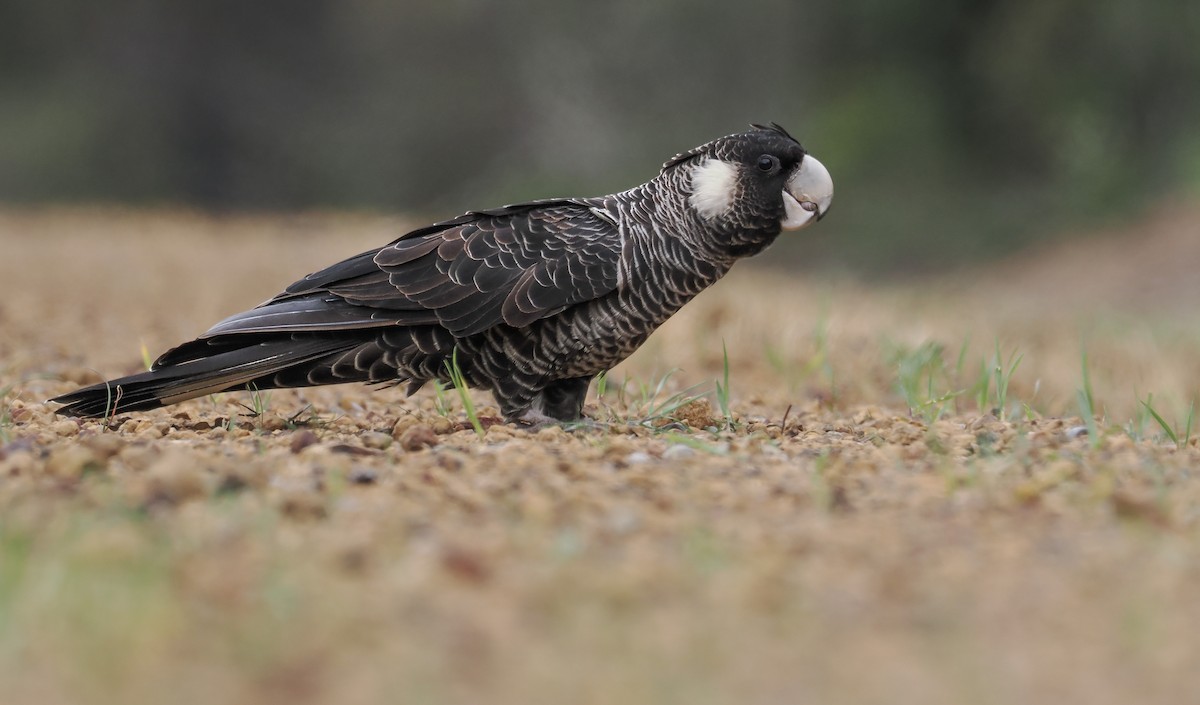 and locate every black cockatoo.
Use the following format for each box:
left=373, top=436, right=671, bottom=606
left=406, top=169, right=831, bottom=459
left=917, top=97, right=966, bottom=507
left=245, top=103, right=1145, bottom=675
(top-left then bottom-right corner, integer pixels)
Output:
left=53, top=123, right=833, bottom=424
